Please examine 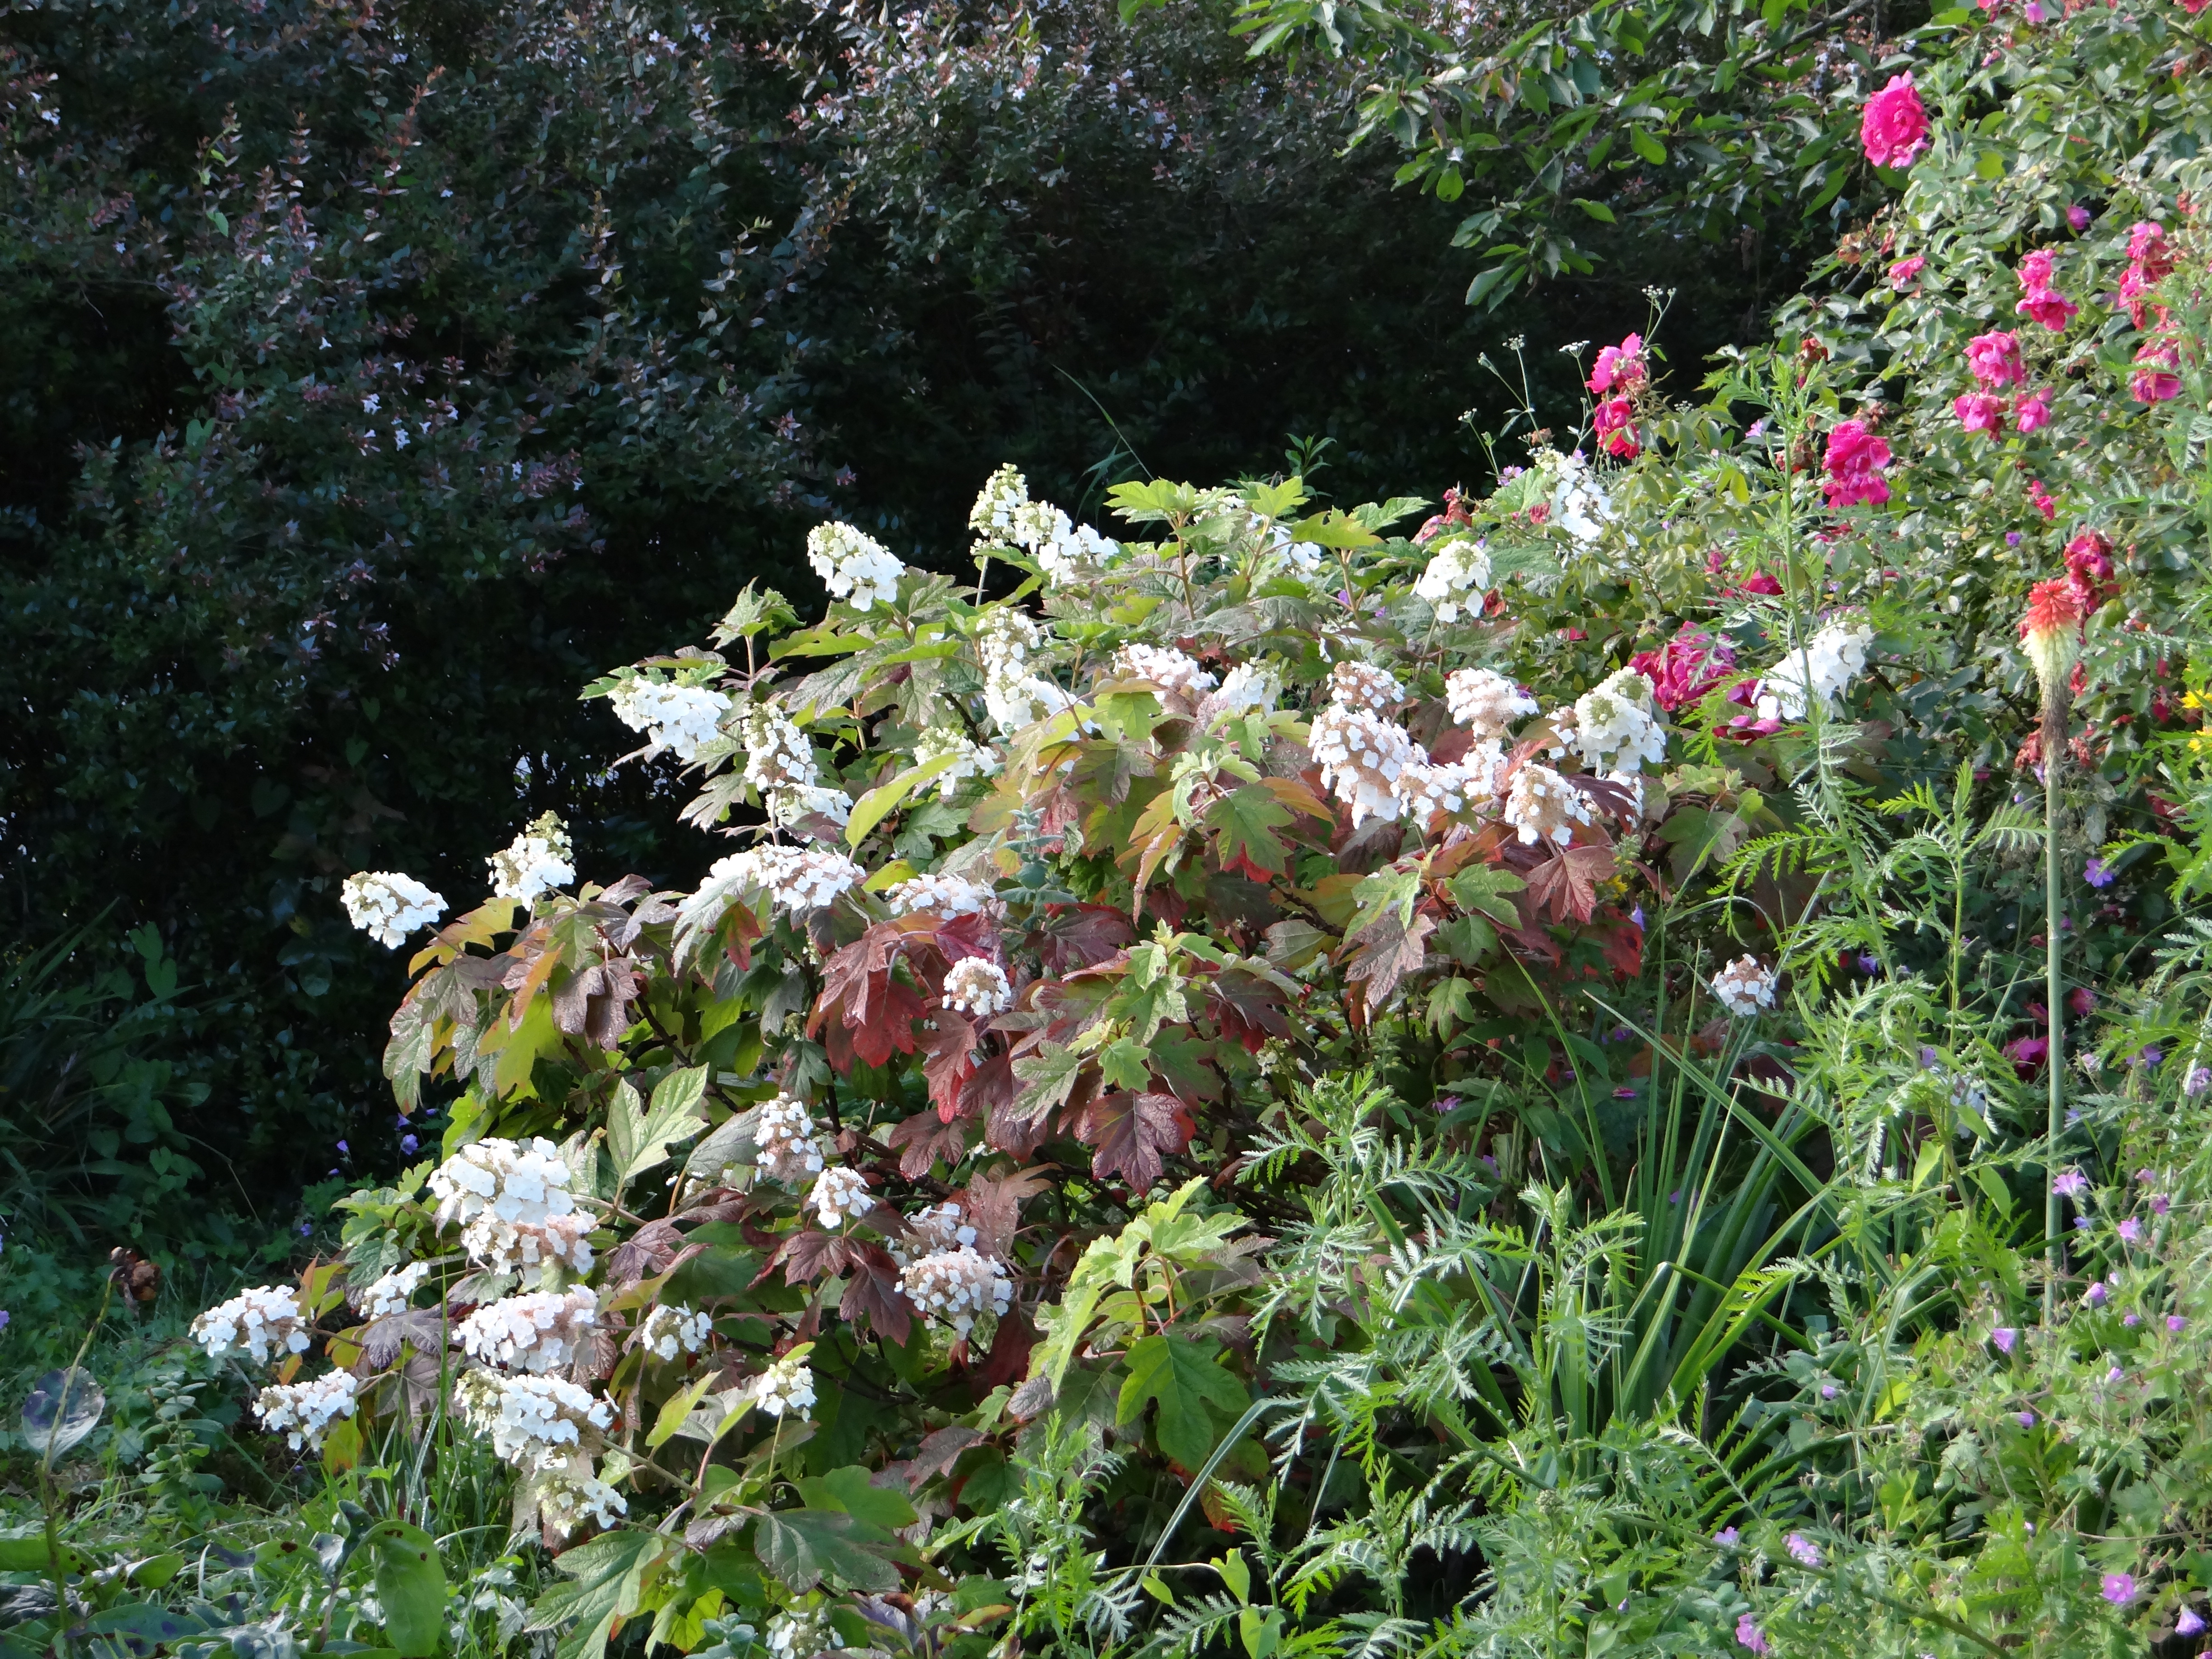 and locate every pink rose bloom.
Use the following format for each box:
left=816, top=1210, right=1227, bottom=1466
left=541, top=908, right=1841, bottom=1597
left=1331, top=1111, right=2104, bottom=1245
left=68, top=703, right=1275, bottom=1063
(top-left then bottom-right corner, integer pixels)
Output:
left=1738, top=570, right=1784, bottom=596
left=2017, top=288, right=2079, bottom=332
left=1966, top=330, right=2026, bottom=389
left=2015, top=389, right=2052, bottom=432
left=2132, top=337, right=2182, bottom=403
left=1630, top=626, right=1737, bottom=711
left=1861, top=73, right=1931, bottom=169
left=1955, top=392, right=2006, bottom=435
left=1823, top=419, right=1893, bottom=507
left=1593, top=395, right=1640, bottom=459
left=1888, top=255, right=1927, bottom=289
left=1589, top=333, right=1648, bottom=395
left=2028, top=478, right=2057, bottom=521
left=2121, top=221, right=2176, bottom=328
left=2018, top=249, right=2058, bottom=290
left=2067, top=204, right=2092, bottom=231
